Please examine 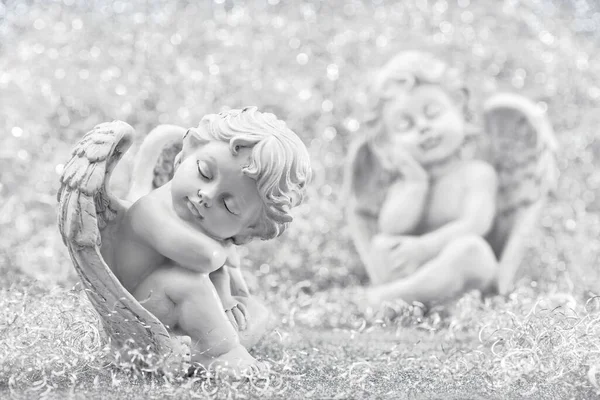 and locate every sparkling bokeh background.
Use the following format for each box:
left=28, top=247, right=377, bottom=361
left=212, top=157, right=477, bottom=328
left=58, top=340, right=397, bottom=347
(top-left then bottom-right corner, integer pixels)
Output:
left=2, top=0, right=600, bottom=398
